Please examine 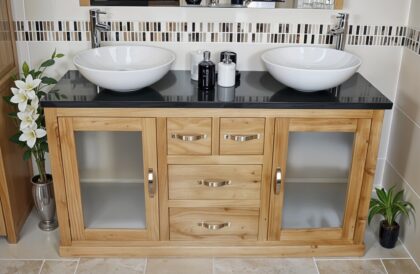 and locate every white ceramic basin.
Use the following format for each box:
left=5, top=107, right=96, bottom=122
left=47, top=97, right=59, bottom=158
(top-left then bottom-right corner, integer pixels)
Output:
left=74, top=46, right=175, bottom=92
left=261, top=47, right=361, bottom=92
